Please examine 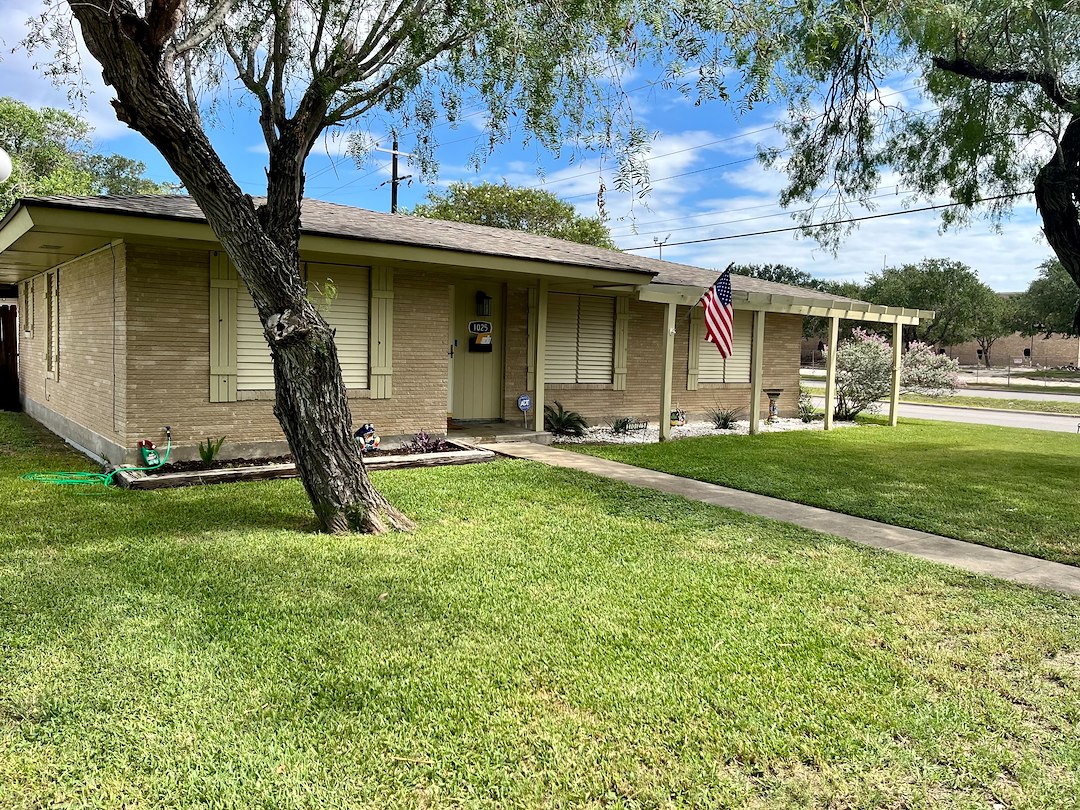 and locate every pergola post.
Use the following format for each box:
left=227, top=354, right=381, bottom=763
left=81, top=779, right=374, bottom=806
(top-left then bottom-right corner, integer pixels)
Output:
left=823, top=315, right=840, bottom=430
left=888, top=320, right=902, bottom=427
left=748, top=310, right=766, bottom=435
left=659, top=302, right=677, bottom=441
left=533, top=279, right=548, bottom=433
